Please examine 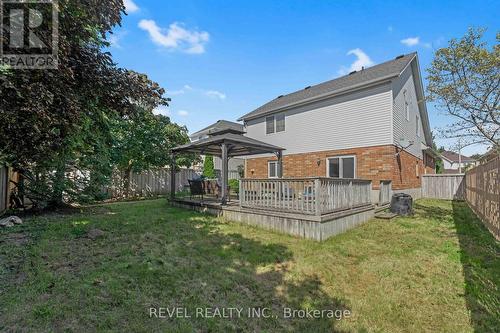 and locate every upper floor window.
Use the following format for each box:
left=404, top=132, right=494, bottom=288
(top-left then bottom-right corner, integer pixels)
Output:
left=266, top=114, right=285, bottom=134
left=327, top=155, right=356, bottom=178
left=266, top=116, right=275, bottom=134
left=268, top=161, right=278, bottom=178
left=416, top=115, right=420, bottom=137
